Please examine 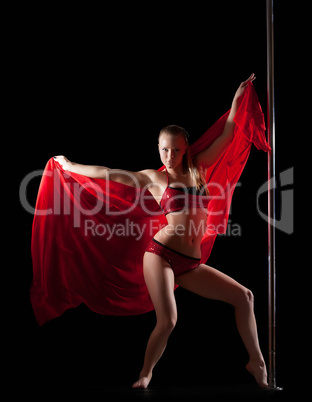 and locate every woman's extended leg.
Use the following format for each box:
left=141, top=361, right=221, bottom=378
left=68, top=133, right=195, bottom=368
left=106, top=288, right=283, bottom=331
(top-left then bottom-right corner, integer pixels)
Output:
left=176, top=264, right=268, bottom=388
left=132, top=253, right=177, bottom=389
